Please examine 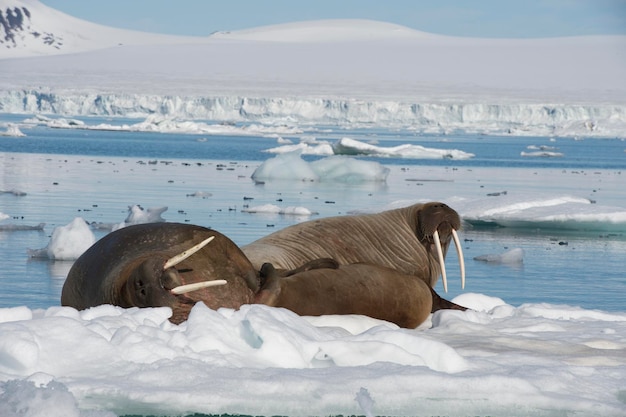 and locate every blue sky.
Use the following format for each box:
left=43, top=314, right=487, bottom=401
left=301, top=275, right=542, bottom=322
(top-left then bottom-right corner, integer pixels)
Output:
left=42, top=0, right=626, bottom=38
